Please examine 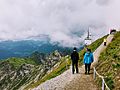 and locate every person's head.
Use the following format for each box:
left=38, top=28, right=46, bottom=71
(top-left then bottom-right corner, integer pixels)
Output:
left=87, top=48, right=91, bottom=53
left=86, top=47, right=88, bottom=51
left=73, top=47, right=77, bottom=52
